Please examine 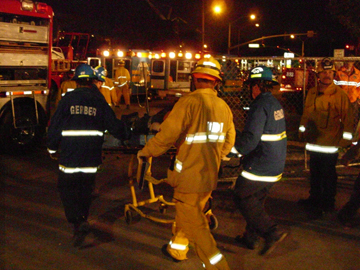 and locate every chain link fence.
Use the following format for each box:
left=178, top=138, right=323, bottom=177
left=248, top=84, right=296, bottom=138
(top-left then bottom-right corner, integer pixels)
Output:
left=218, top=56, right=360, bottom=181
